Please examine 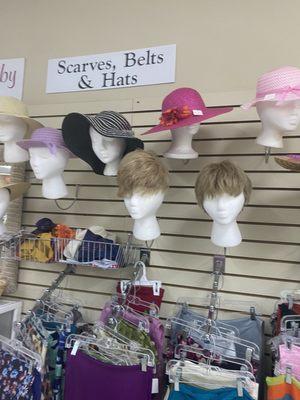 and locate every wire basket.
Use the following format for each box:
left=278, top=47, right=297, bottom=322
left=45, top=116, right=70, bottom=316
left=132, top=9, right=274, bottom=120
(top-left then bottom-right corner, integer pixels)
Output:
left=0, top=232, right=142, bottom=269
